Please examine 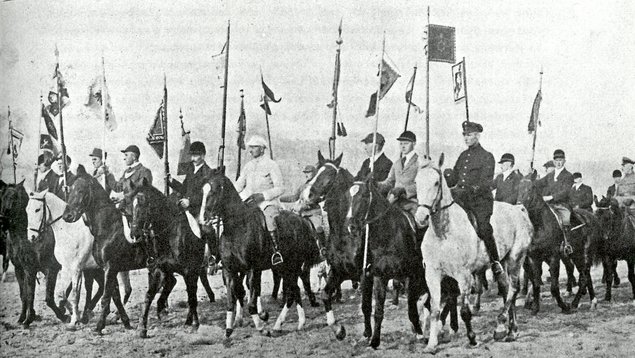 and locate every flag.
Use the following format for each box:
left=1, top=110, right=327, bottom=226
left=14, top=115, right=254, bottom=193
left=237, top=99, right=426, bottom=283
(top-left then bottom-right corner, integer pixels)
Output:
left=451, top=60, right=466, bottom=102
left=237, top=96, right=246, bottom=150
left=427, top=25, right=456, bottom=63
left=260, top=74, right=281, bottom=115
left=405, top=70, right=423, bottom=113
left=212, top=42, right=227, bottom=87
left=40, top=134, right=60, bottom=158
left=86, top=74, right=117, bottom=131
left=147, top=100, right=166, bottom=159
left=327, top=20, right=343, bottom=109
left=177, top=113, right=191, bottom=175
left=8, top=128, right=24, bottom=160
left=41, top=104, right=59, bottom=140
left=528, top=90, right=542, bottom=133
left=365, top=58, right=401, bottom=117
left=52, top=50, right=71, bottom=109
